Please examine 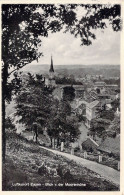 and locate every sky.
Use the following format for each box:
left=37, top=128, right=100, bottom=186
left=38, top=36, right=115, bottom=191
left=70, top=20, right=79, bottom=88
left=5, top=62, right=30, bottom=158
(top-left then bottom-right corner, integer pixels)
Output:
left=29, top=6, right=120, bottom=66
left=32, top=27, right=120, bottom=66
